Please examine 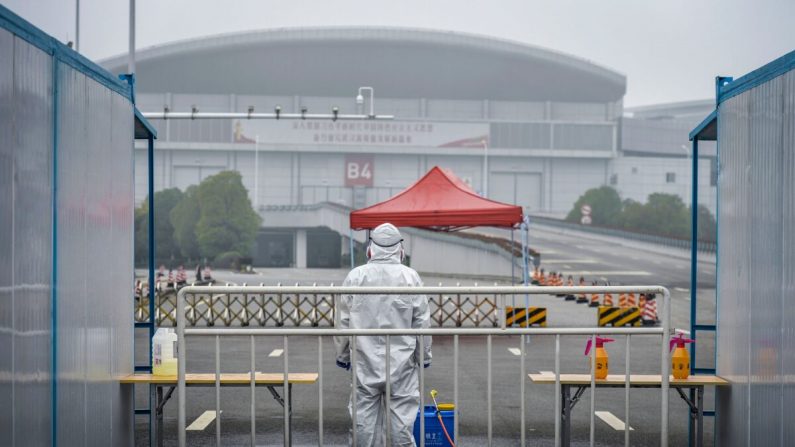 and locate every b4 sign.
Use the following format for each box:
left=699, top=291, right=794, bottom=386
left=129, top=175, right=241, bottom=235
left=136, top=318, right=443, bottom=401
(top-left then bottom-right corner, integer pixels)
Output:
left=345, top=155, right=374, bottom=187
